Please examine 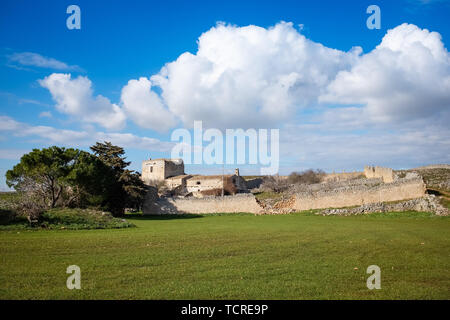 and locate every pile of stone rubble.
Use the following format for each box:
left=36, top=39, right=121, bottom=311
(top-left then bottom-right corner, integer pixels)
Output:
left=320, top=194, right=449, bottom=216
